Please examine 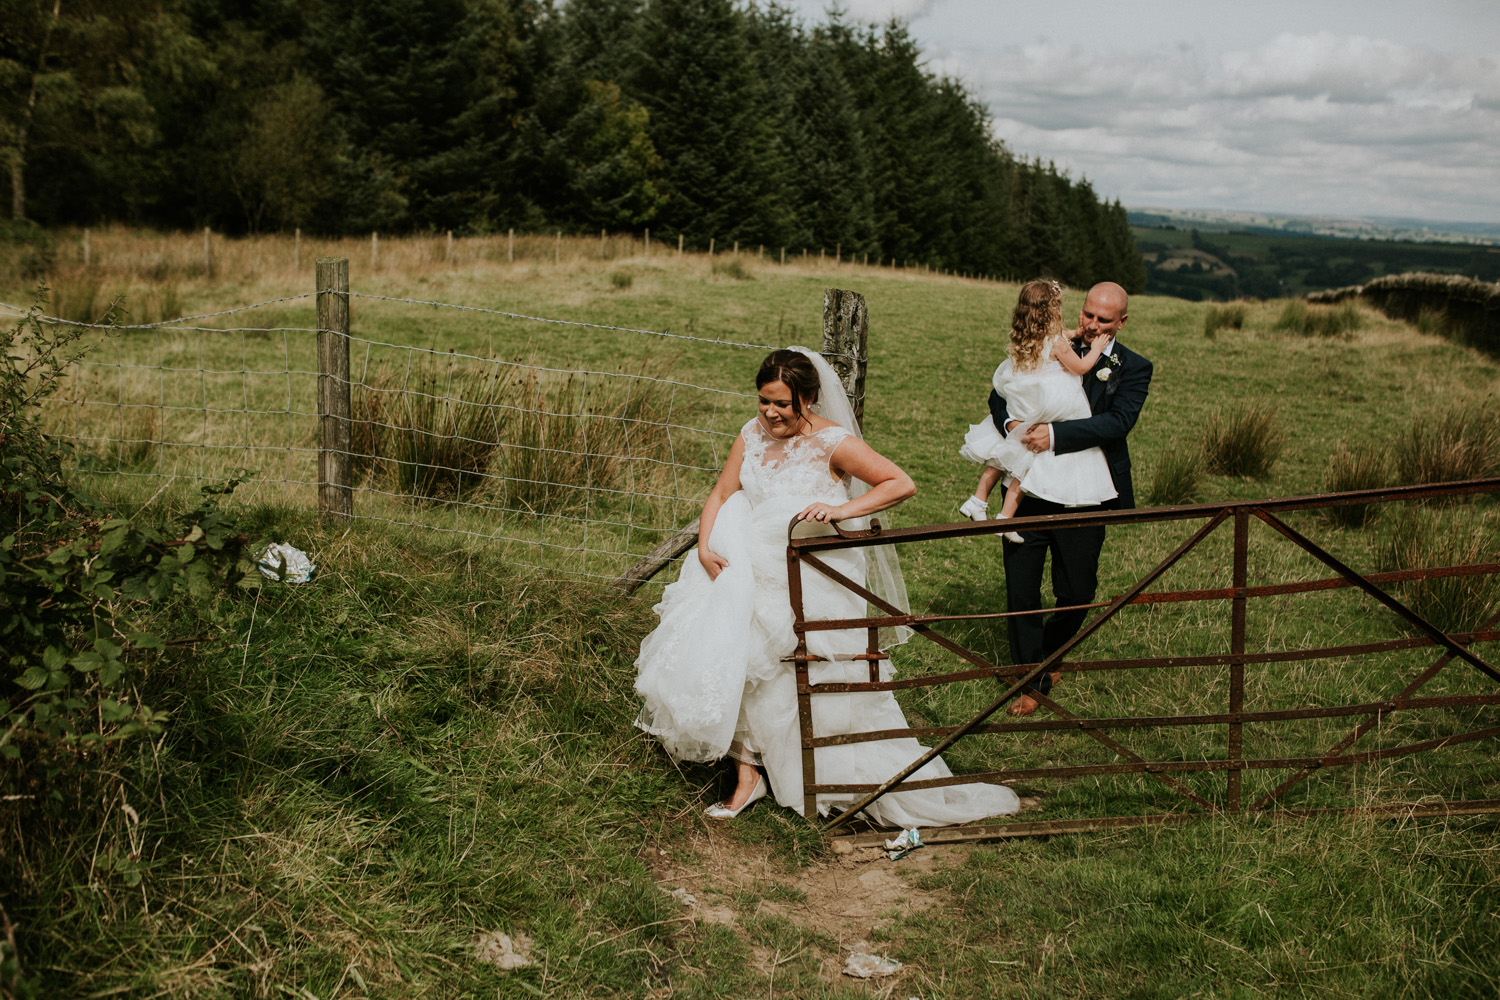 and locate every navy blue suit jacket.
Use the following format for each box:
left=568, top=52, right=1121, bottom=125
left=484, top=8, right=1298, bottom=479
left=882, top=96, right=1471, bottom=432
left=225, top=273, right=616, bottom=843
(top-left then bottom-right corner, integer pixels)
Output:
left=987, top=342, right=1153, bottom=509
